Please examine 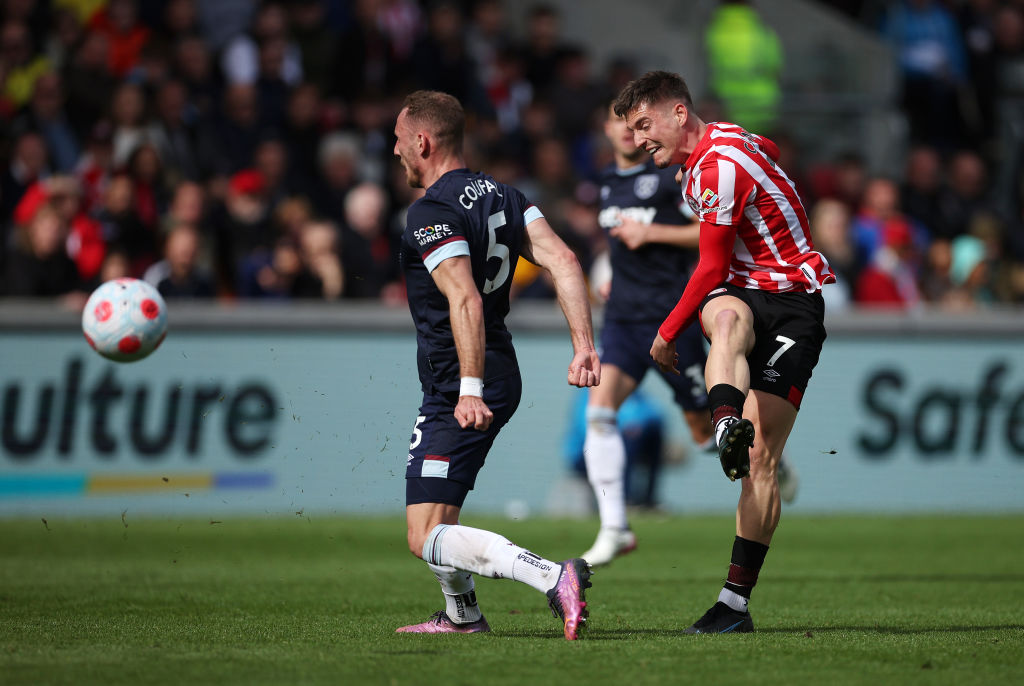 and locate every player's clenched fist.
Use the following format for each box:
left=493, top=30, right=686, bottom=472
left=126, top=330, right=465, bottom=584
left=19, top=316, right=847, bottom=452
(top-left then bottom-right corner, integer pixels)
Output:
left=650, top=333, right=679, bottom=375
left=568, top=350, right=601, bottom=388
left=456, top=395, right=494, bottom=431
